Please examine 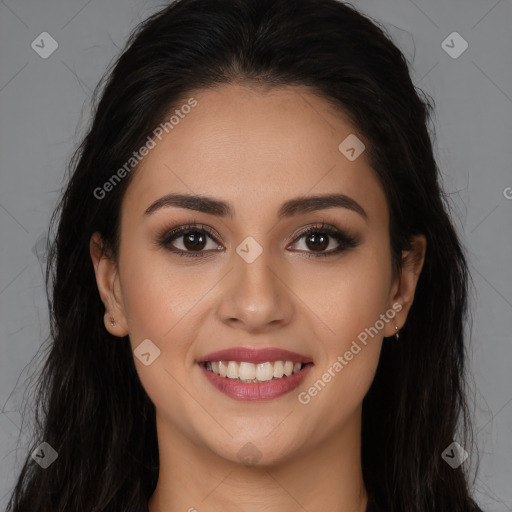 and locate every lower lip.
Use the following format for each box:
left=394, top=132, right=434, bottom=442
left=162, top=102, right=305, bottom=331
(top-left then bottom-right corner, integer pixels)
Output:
left=199, top=364, right=313, bottom=401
